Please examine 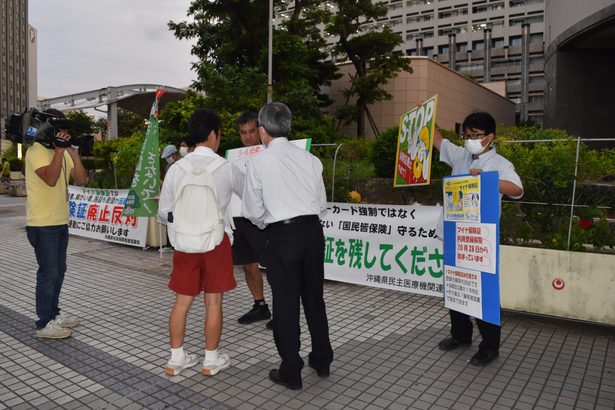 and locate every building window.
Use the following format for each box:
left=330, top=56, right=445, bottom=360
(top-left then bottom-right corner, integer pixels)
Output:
left=510, top=36, right=522, bottom=46
left=407, top=13, right=433, bottom=24
left=530, top=56, right=544, bottom=66
left=510, top=14, right=544, bottom=26
left=509, top=95, right=521, bottom=104
left=388, top=1, right=404, bottom=12
left=529, top=95, right=544, bottom=105
left=457, top=62, right=484, bottom=72
left=387, top=17, right=403, bottom=28
left=494, top=59, right=521, bottom=68
left=406, top=0, right=430, bottom=6
left=530, top=33, right=544, bottom=43
left=439, top=7, right=468, bottom=19
left=510, top=0, right=544, bottom=7
left=473, top=40, right=484, bottom=50
left=406, top=31, right=420, bottom=41
left=471, top=22, right=491, bottom=32
left=439, top=25, right=468, bottom=36
left=529, top=75, right=545, bottom=84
